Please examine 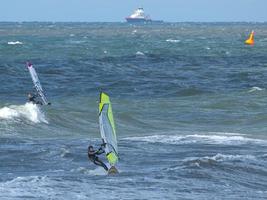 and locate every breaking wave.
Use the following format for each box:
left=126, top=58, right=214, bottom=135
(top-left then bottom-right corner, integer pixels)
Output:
left=124, top=133, right=266, bottom=145
left=136, top=51, right=145, bottom=56
left=0, top=103, right=48, bottom=123
left=184, top=153, right=257, bottom=164
left=7, top=41, right=23, bottom=45
left=248, top=87, right=264, bottom=93
left=166, top=39, right=180, bottom=43
left=71, top=167, right=106, bottom=176
left=0, top=176, right=52, bottom=198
